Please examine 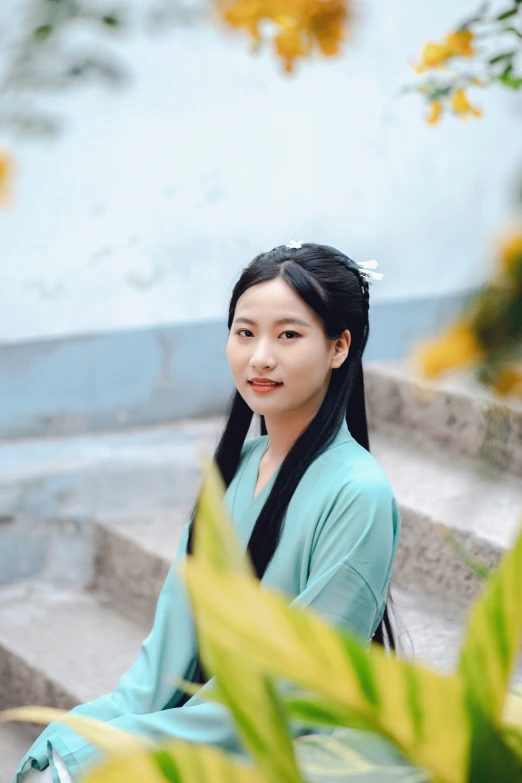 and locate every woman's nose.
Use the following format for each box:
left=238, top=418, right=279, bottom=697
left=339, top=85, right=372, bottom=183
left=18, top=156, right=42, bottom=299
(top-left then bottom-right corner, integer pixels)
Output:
left=250, top=341, right=275, bottom=363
